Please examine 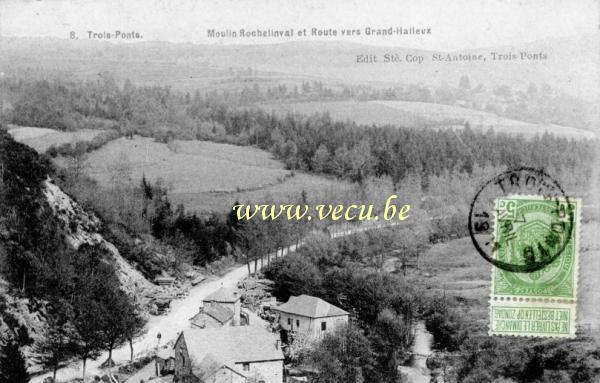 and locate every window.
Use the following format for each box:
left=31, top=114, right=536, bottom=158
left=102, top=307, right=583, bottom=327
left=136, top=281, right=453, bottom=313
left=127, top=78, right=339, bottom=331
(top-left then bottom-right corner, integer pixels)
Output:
left=296, top=319, right=300, bottom=327
left=243, top=363, right=250, bottom=371
left=321, top=321, right=327, bottom=331
left=287, top=318, right=291, bottom=325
